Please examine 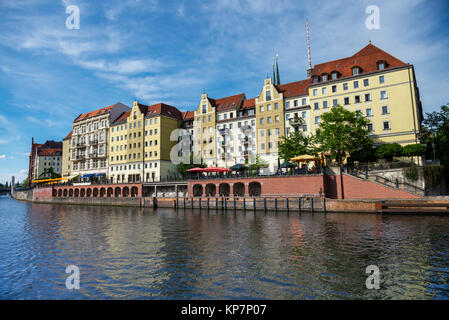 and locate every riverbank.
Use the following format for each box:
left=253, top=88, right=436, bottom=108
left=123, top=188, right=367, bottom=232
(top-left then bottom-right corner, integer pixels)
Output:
left=12, top=189, right=449, bottom=214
